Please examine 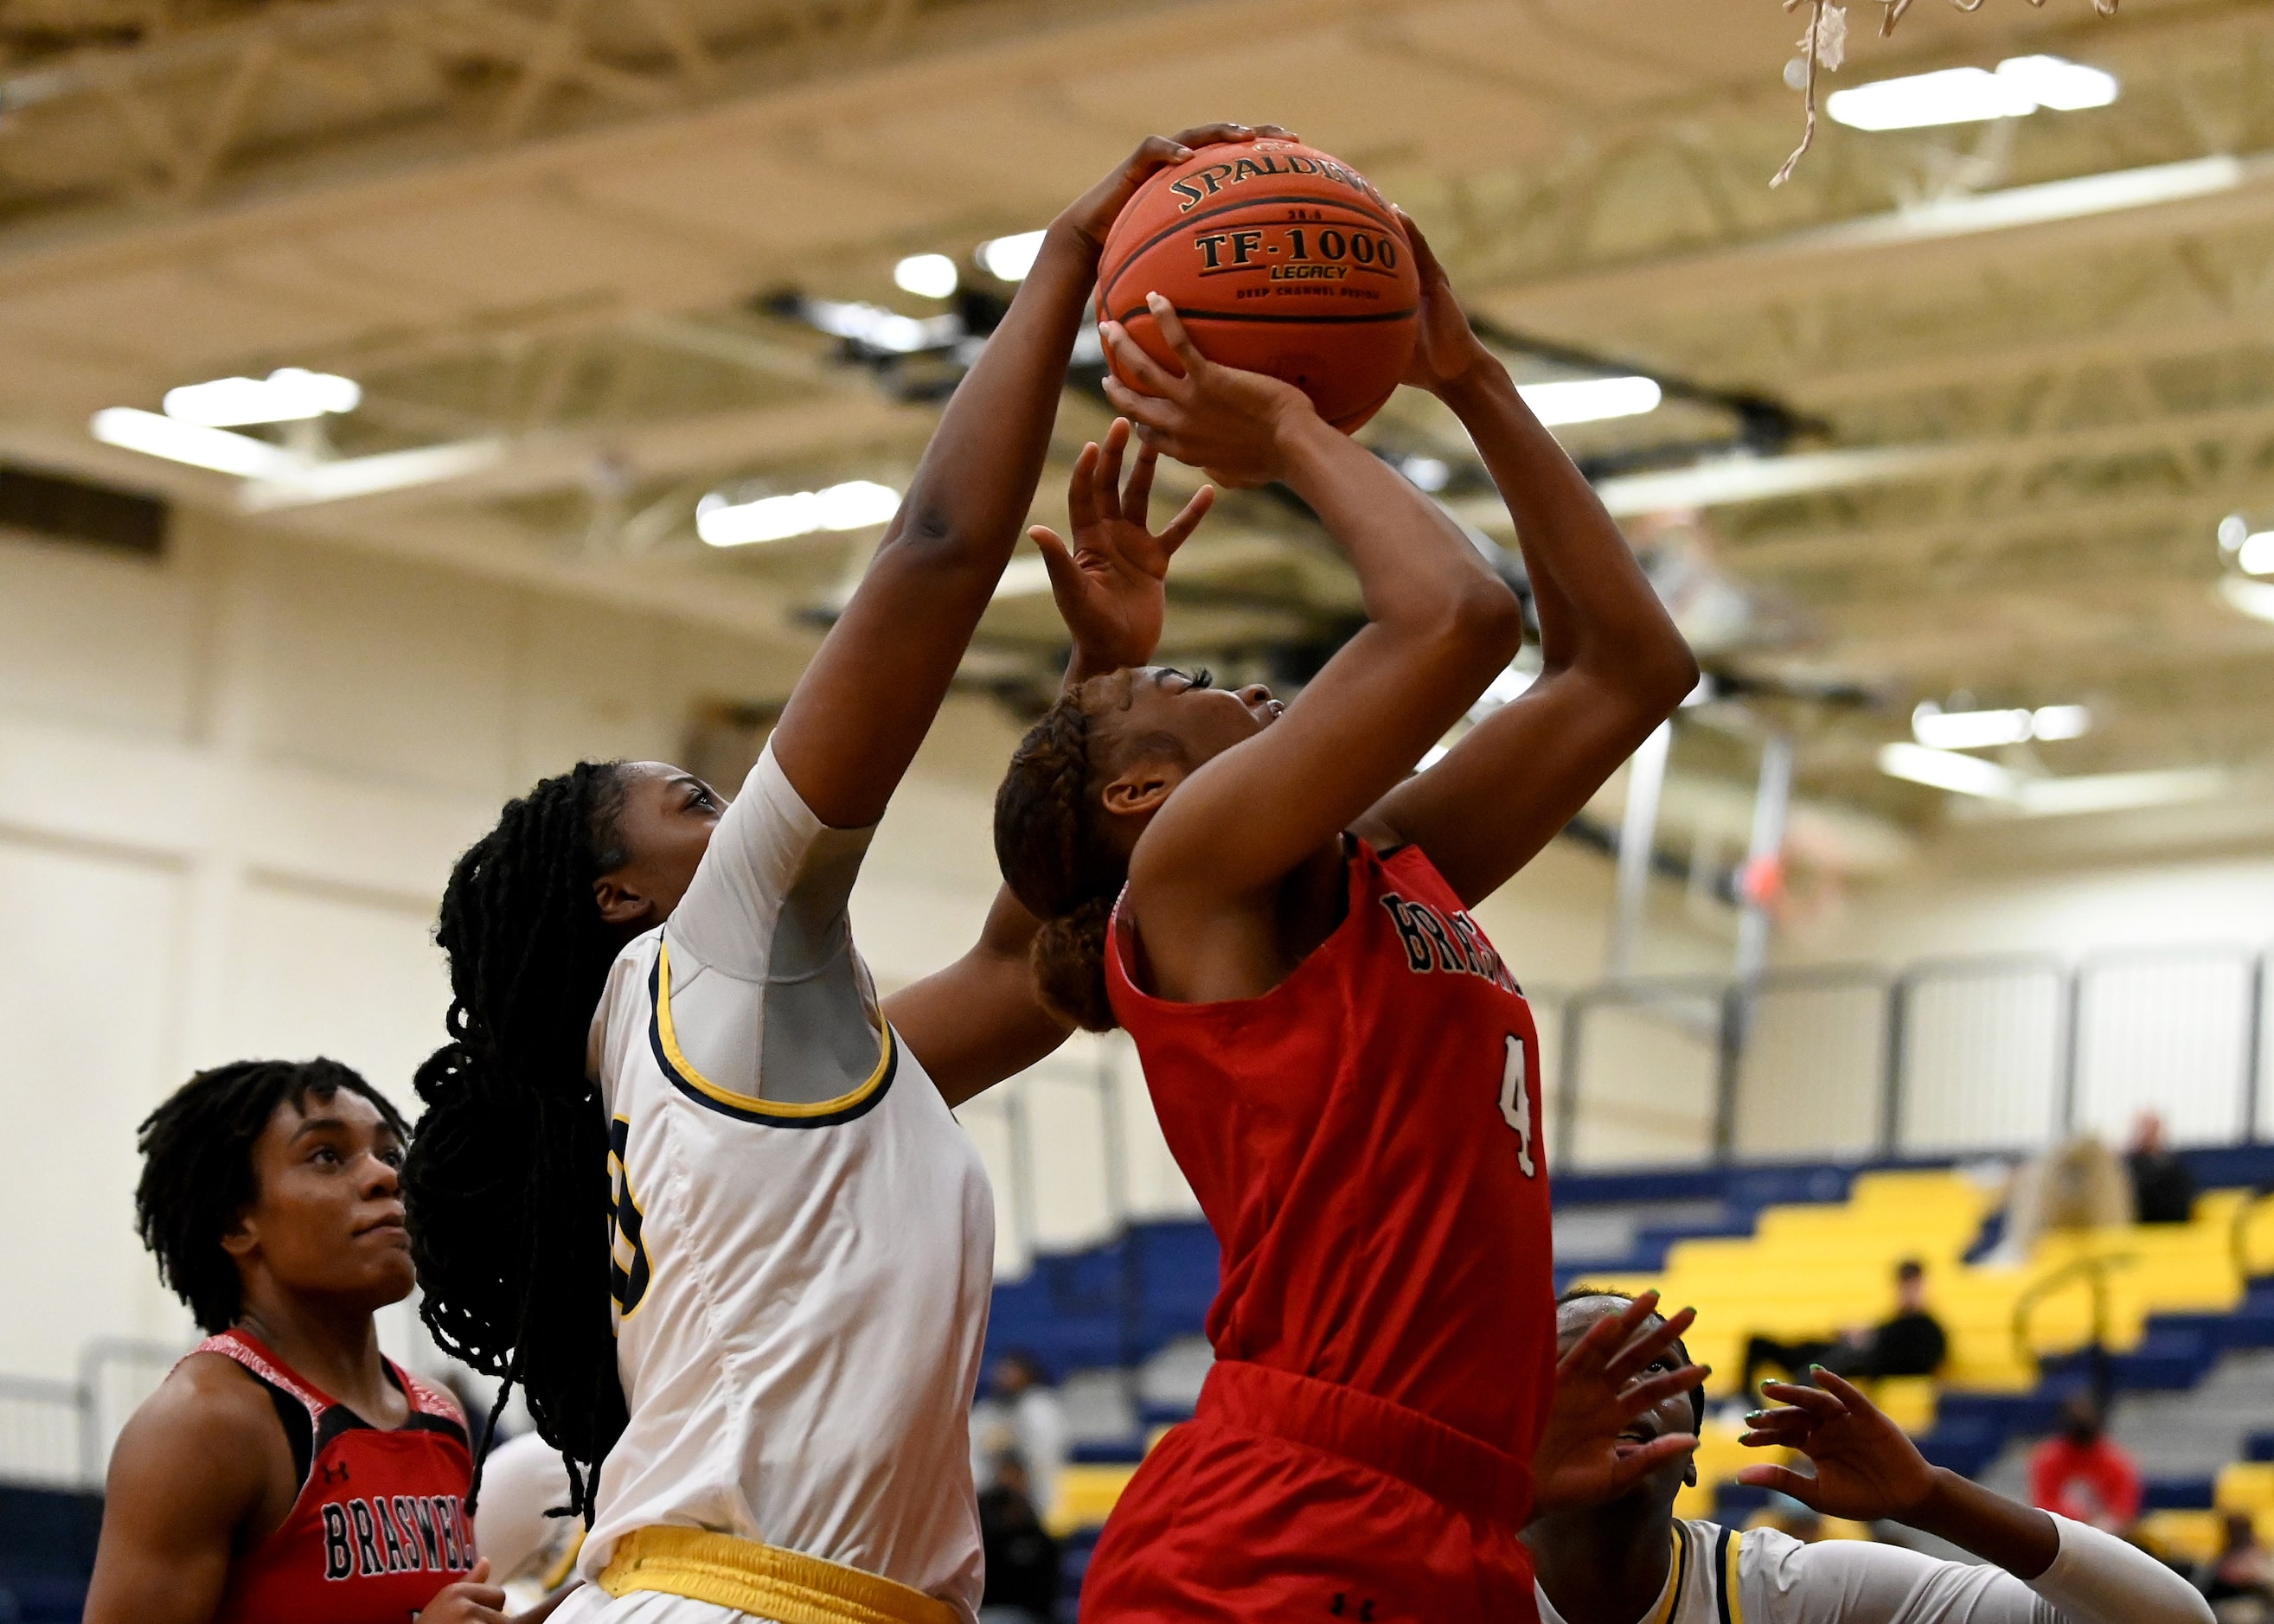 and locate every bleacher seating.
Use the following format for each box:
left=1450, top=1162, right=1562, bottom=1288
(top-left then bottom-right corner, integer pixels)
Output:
left=991, top=1142, right=2274, bottom=1580
left=0, top=1484, right=101, bottom=1622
